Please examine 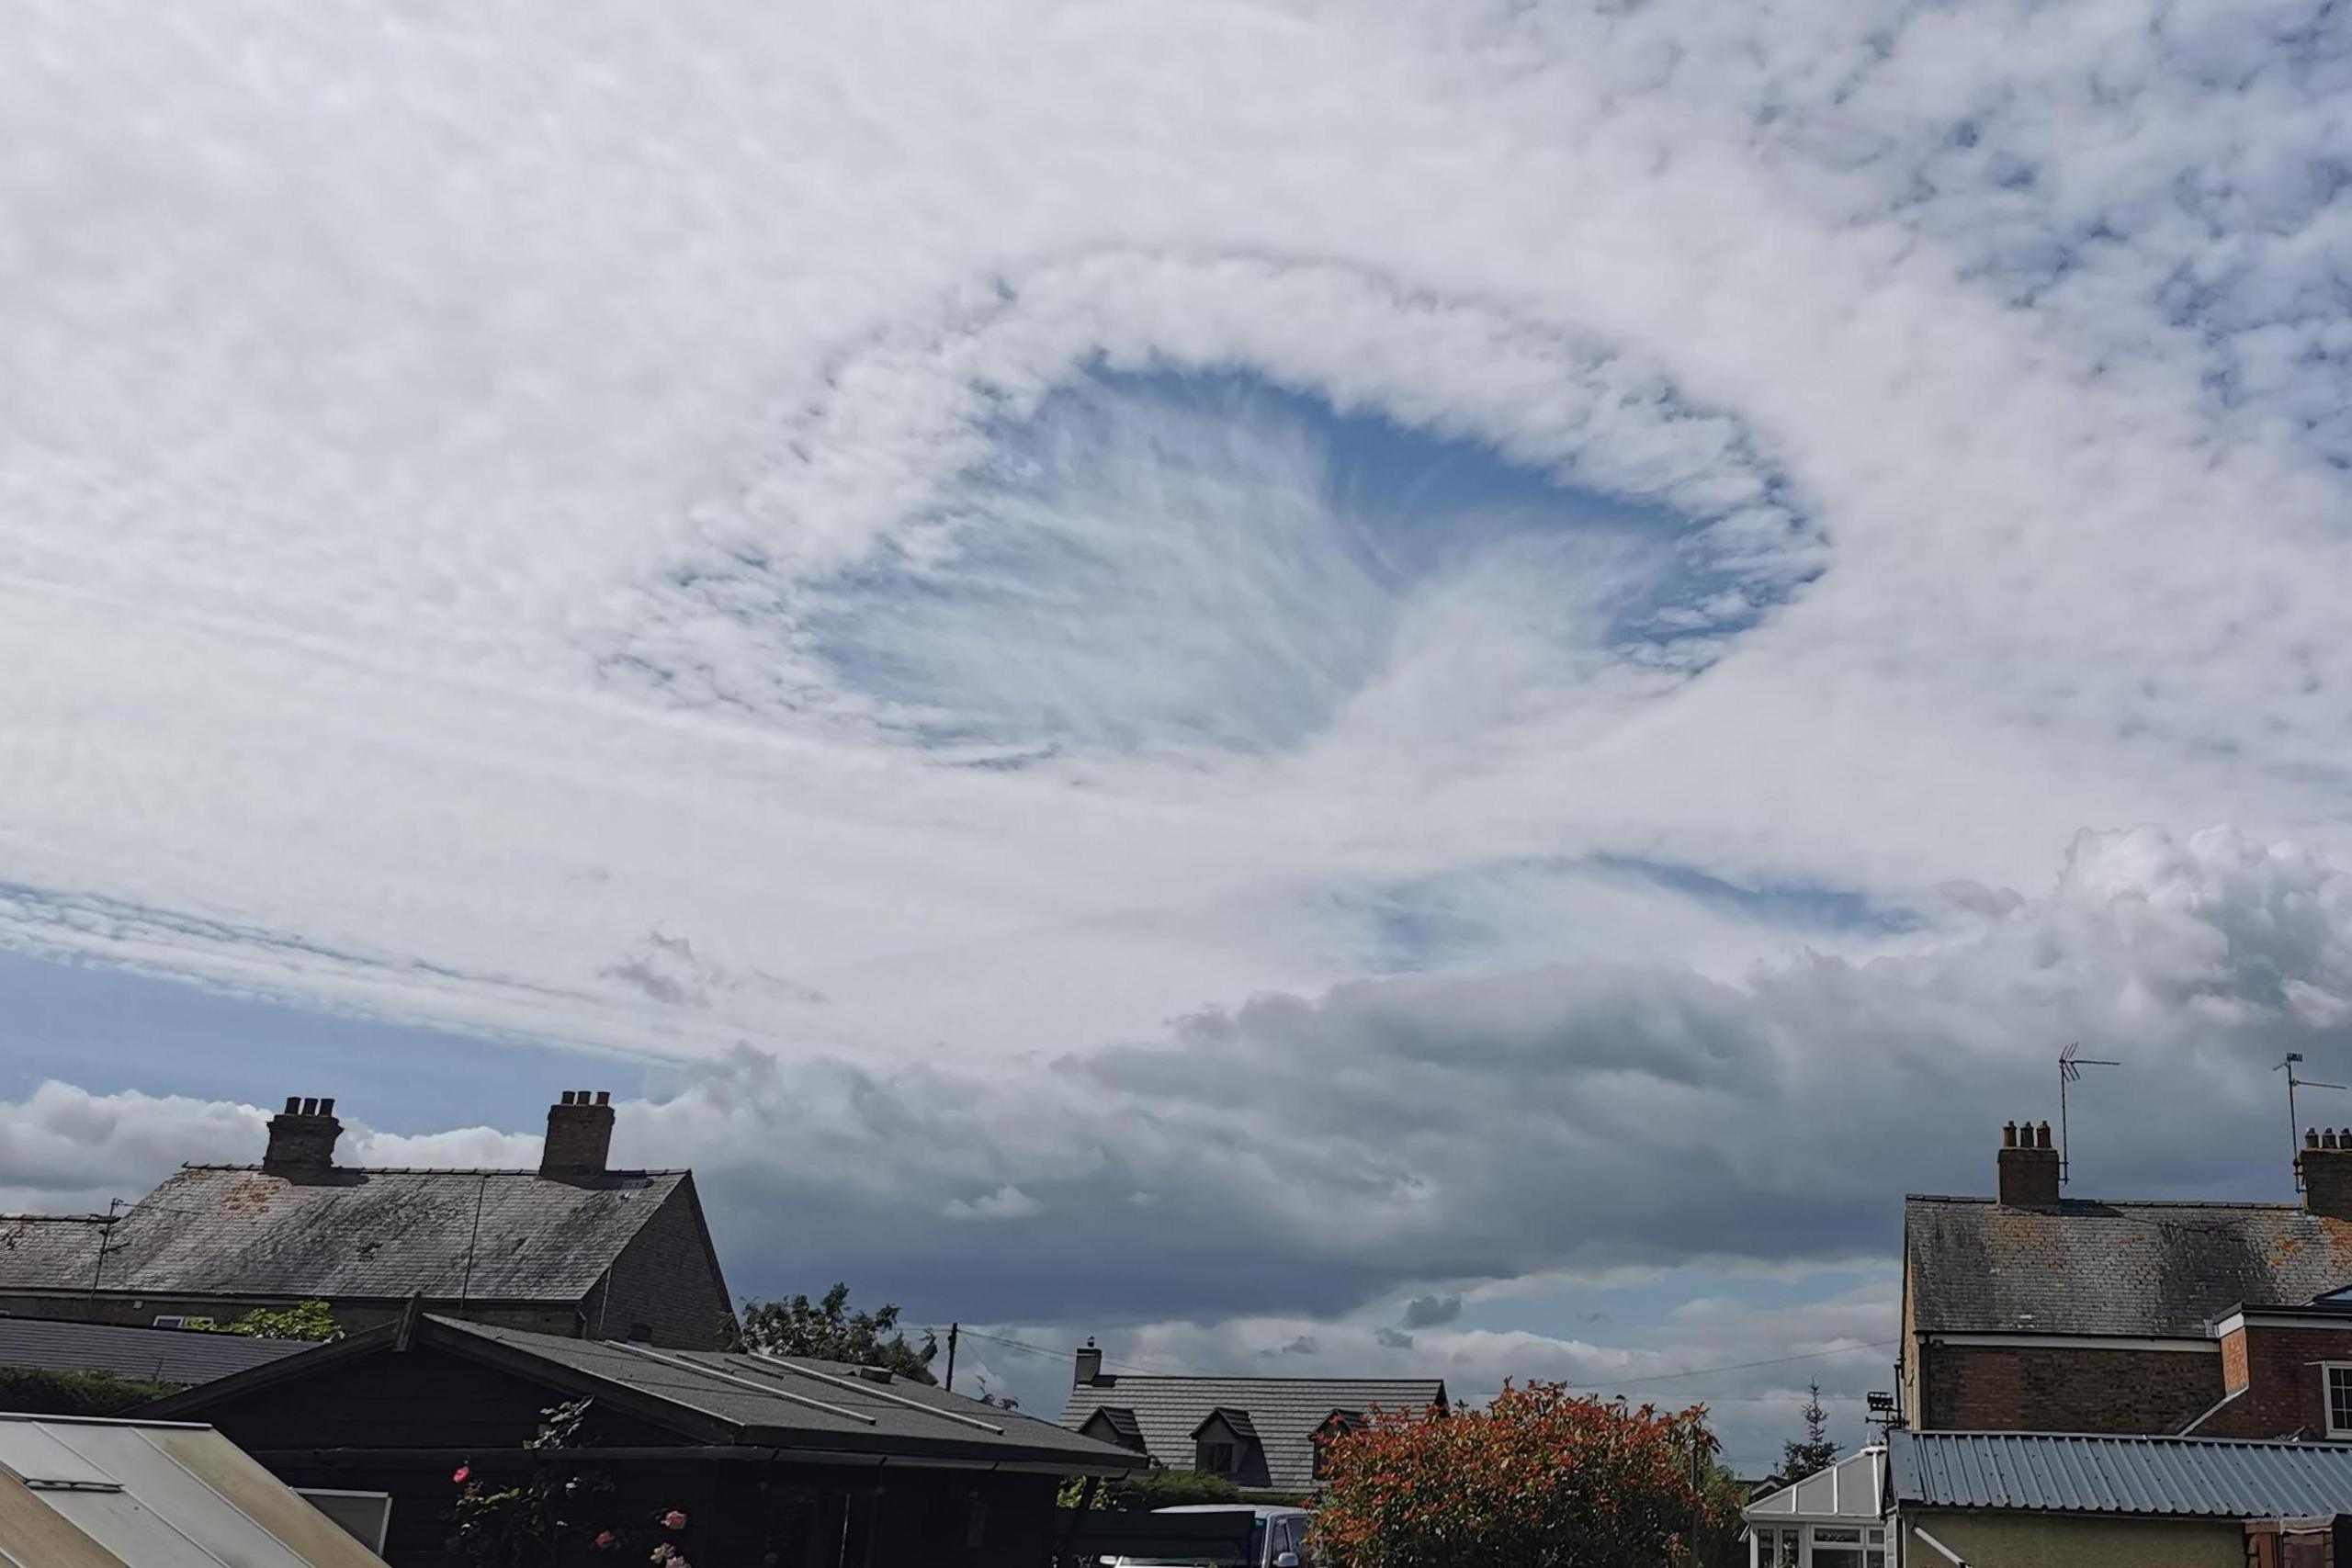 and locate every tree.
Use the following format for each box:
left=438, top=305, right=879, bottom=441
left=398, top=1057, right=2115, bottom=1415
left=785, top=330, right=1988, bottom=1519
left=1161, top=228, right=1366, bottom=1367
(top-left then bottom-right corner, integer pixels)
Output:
left=1314, top=1382, right=1731, bottom=1568
left=0, top=1366, right=179, bottom=1417
left=192, top=1299, right=341, bottom=1341
left=1780, top=1382, right=1839, bottom=1478
left=731, top=1282, right=937, bottom=1383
